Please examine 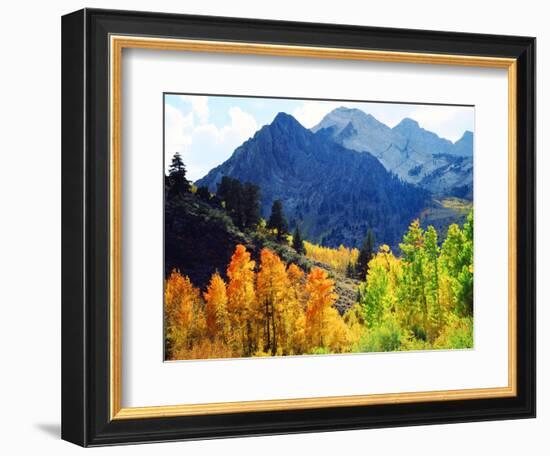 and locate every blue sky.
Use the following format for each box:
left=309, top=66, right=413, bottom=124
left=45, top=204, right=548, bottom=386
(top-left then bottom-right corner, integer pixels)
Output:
left=165, top=94, right=474, bottom=181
